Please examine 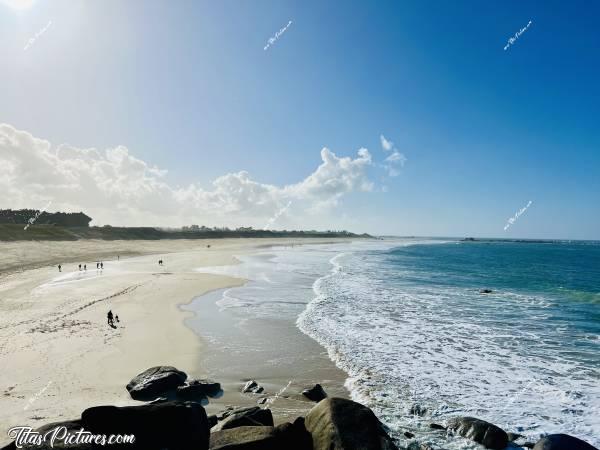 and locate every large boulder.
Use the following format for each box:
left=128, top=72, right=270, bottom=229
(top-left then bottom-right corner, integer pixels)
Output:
left=126, top=366, right=187, bottom=400
left=81, top=401, right=209, bottom=449
left=208, top=415, right=219, bottom=428
left=209, top=426, right=279, bottom=450
left=274, top=417, right=313, bottom=450
left=212, top=406, right=274, bottom=431
left=304, top=397, right=397, bottom=450
left=209, top=422, right=312, bottom=450
left=446, top=417, right=508, bottom=450
left=533, top=434, right=598, bottom=450
left=177, top=379, right=221, bottom=400
left=302, top=384, right=327, bottom=402
left=242, top=380, right=264, bottom=394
